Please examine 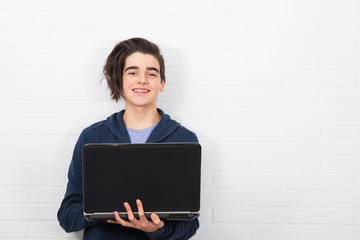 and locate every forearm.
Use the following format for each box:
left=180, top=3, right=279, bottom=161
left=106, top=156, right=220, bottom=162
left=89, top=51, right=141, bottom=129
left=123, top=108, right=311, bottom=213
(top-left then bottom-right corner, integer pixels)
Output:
left=58, top=199, right=94, bottom=233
